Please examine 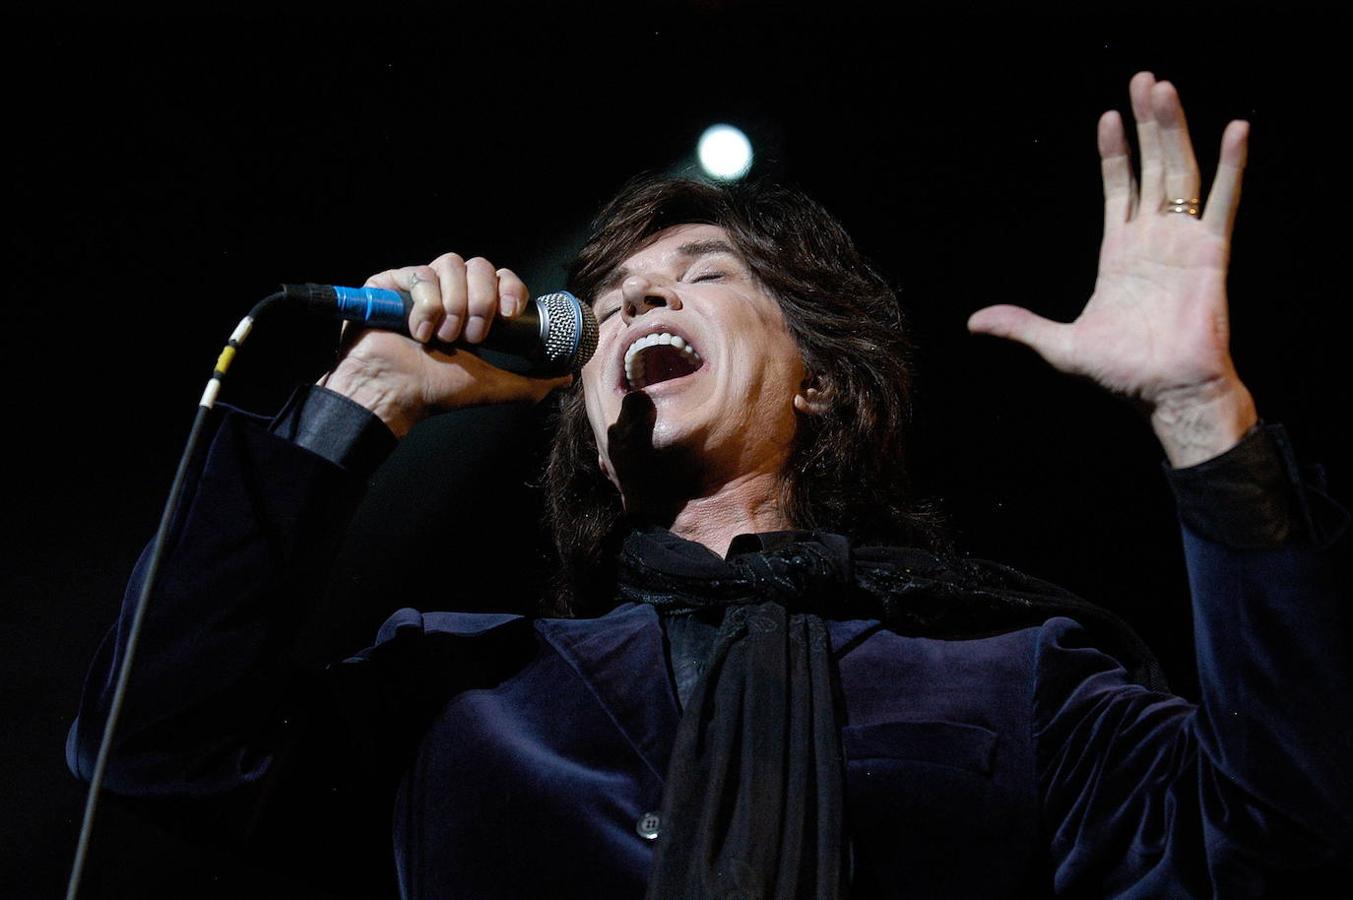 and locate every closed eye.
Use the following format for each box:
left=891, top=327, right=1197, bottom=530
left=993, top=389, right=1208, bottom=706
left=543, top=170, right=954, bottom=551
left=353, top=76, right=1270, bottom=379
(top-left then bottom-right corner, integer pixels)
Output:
left=690, top=271, right=726, bottom=283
